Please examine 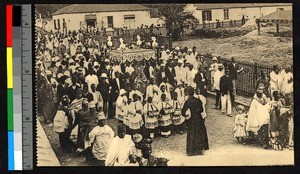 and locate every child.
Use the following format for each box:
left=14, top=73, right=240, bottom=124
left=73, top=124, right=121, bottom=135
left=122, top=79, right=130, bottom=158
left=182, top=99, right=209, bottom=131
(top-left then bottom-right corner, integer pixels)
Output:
left=269, top=91, right=283, bottom=150
left=233, top=105, right=247, bottom=143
